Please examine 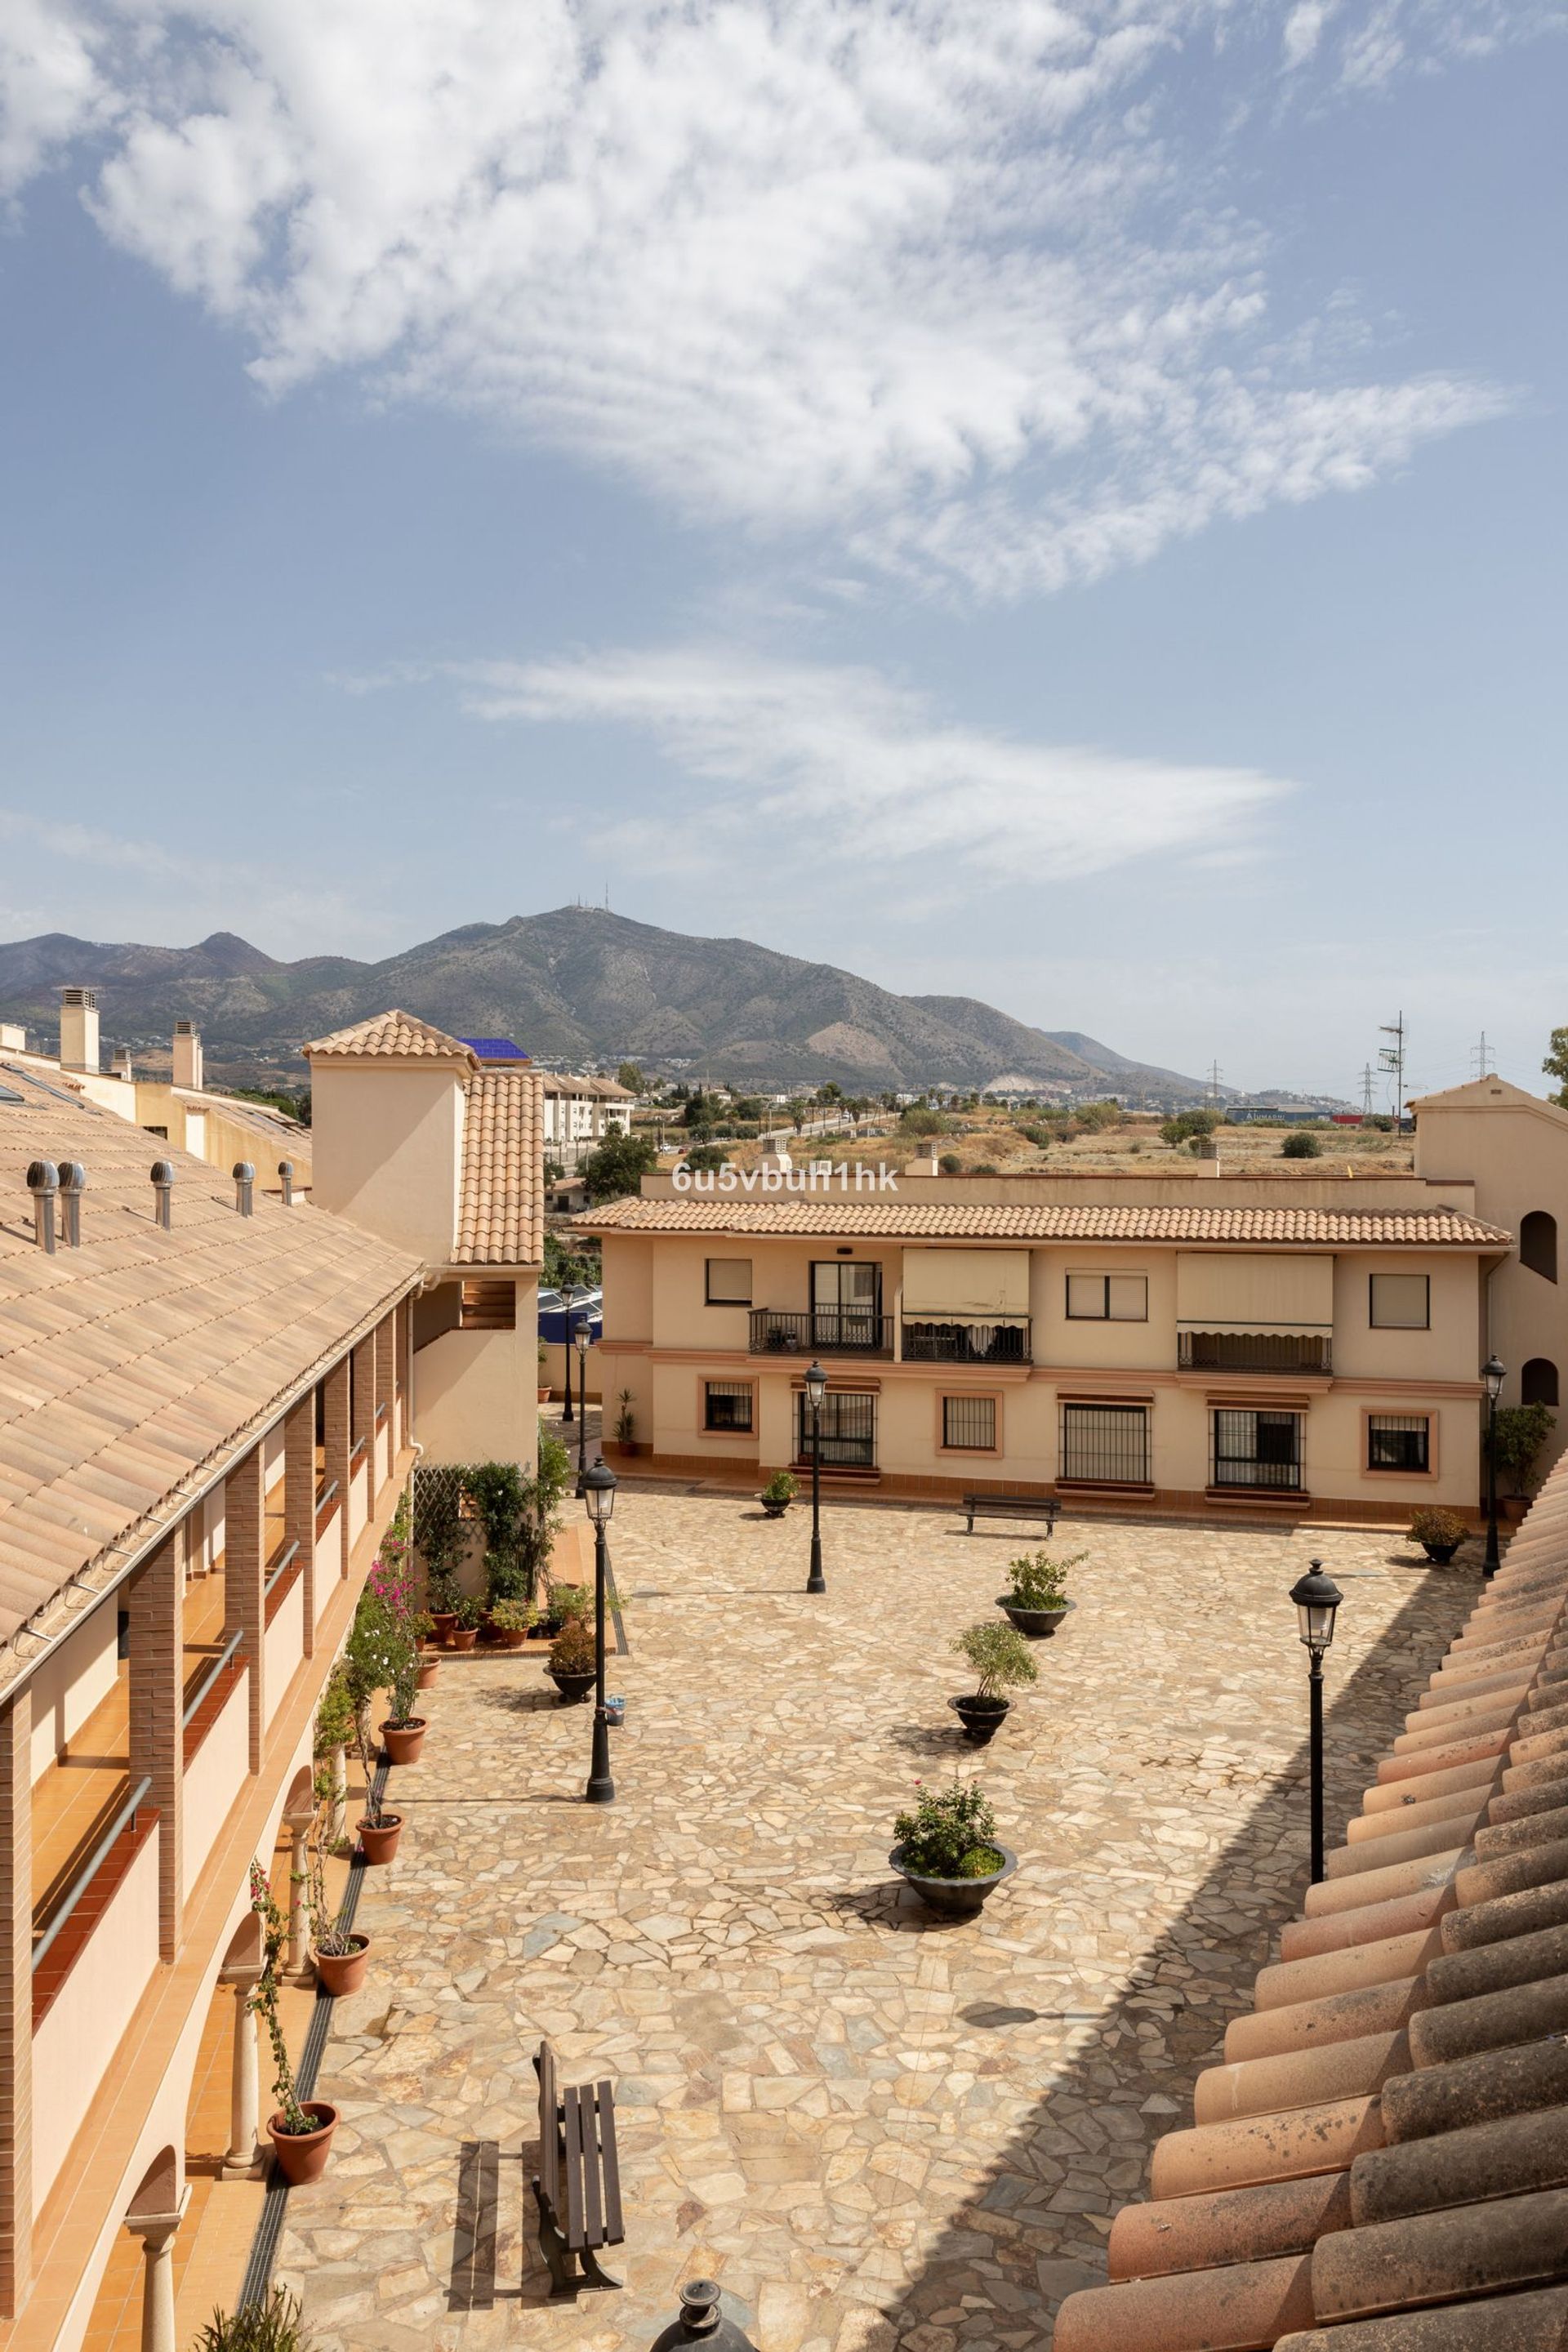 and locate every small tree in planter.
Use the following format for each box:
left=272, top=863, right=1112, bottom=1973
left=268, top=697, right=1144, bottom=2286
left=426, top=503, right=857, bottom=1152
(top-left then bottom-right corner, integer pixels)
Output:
left=248, top=1860, right=338, bottom=2180
left=889, top=1781, right=1017, bottom=1915
left=1408, top=1506, right=1470, bottom=1565
left=548, top=1614, right=597, bottom=1703
left=999, top=1550, right=1084, bottom=1636
left=949, top=1623, right=1037, bottom=1744
left=305, top=1766, right=371, bottom=1995
left=614, top=1390, right=637, bottom=1452
left=760, top=1469, right=798, bottom=1519
left=1494, top=1403, right=1557, bottom=1501
left=487, top=1597, right=537, bottom=1650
